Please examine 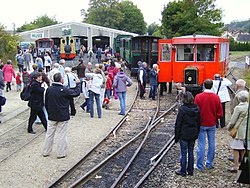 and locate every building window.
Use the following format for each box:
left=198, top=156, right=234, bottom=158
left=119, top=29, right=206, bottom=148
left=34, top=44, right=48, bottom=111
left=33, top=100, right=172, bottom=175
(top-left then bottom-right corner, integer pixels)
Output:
left=177, top=44, right=194, bottom=61
left=196, top=44, right=215, bottom=62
